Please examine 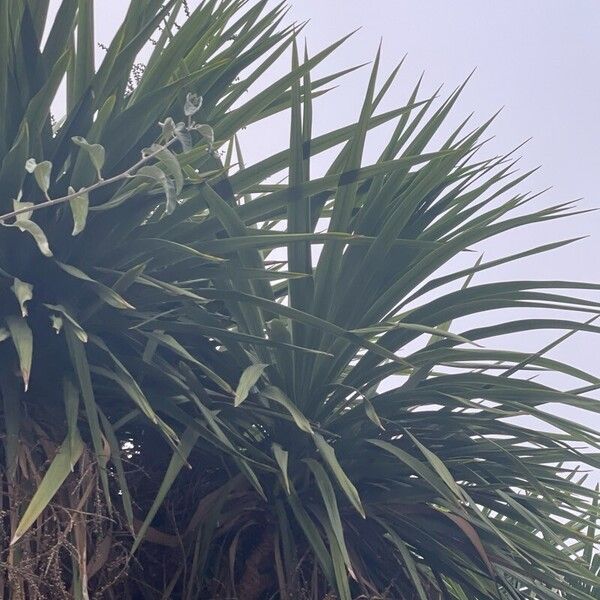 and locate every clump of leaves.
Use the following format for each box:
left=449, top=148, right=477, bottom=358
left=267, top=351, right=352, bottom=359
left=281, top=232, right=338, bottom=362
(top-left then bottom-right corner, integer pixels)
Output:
left=0, top=1, right=599, bottom=599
